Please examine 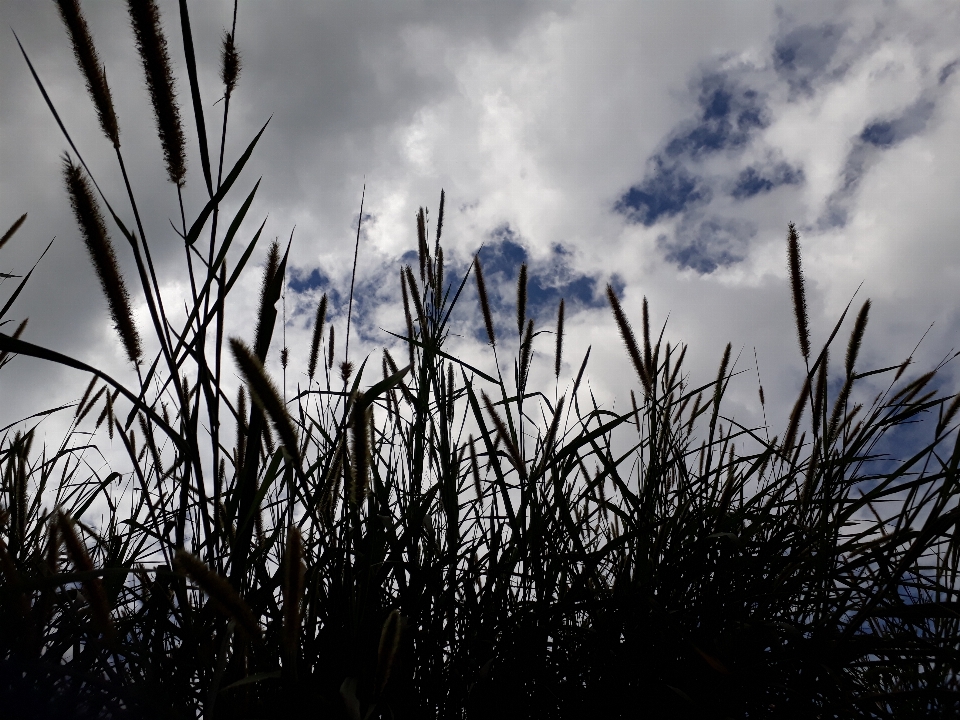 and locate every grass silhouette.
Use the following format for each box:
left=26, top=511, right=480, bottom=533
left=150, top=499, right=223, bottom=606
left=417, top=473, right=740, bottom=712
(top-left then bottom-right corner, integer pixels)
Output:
left=1, top=2, right=958, bottom=718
